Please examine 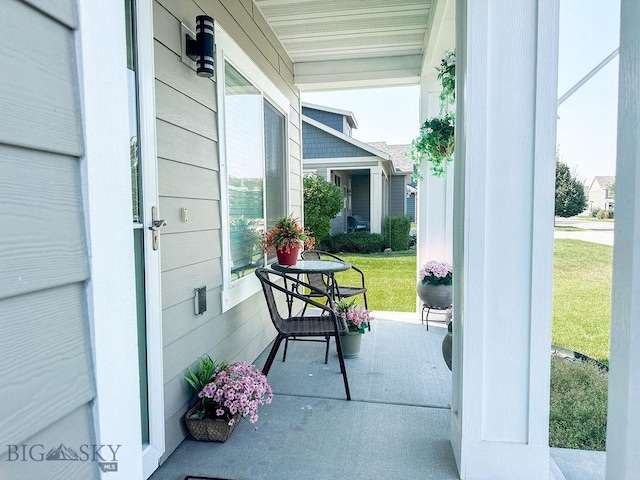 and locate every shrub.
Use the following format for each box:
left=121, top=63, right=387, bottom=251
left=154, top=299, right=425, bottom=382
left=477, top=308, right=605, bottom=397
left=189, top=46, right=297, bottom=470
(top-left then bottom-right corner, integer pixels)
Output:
left=383, top=215, right=411, bottom=251
left=590, top=208, right=602, bottom=218
left=549, top=355, right=608, bottom=451
left=596, top=209, right=614, bottom=219
left=303, top=174, right=343, bottom=243
left=322, top=232, right=384, bottom=254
